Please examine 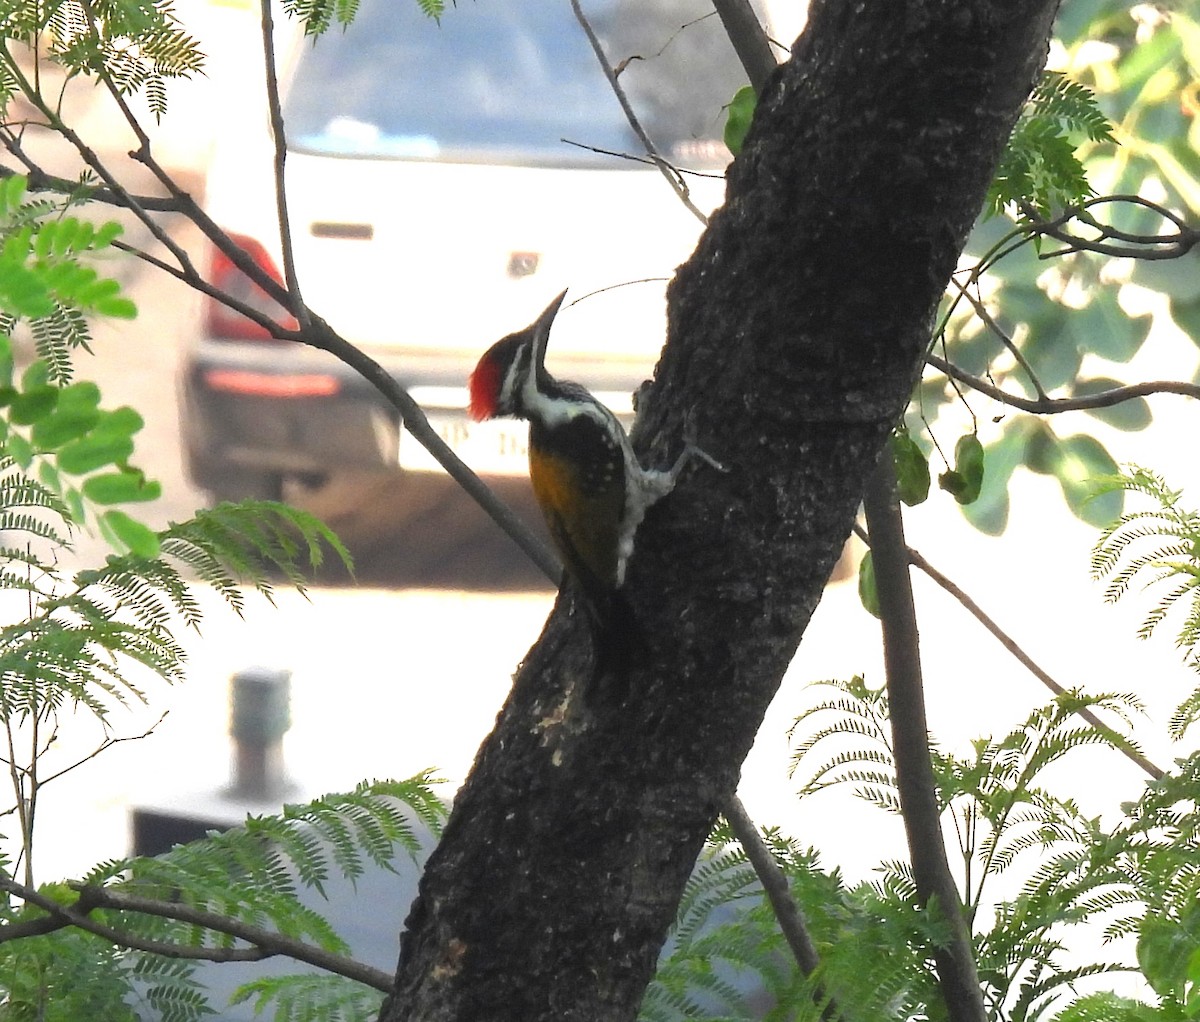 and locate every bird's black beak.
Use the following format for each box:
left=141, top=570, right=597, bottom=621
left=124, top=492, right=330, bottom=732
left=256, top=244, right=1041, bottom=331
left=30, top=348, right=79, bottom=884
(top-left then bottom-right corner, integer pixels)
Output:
left=534, top=290, right=567, bottom=334
left=531, top=289, right=568, bottom=375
